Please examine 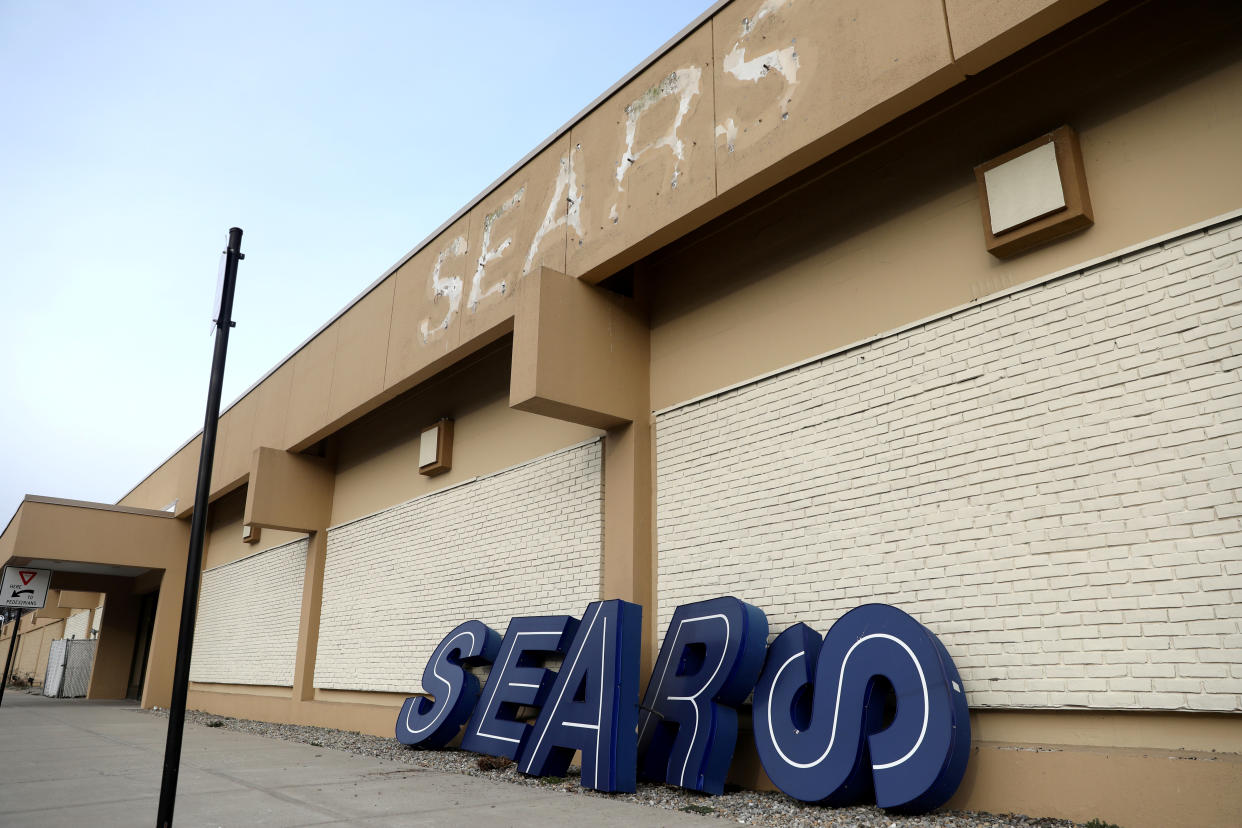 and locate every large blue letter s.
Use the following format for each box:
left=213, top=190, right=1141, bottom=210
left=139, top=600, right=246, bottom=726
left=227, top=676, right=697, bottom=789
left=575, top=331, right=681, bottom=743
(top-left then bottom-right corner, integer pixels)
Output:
left=753, top=604, right=969, bottom=812
left=396, top=620, right=501, bottom=748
